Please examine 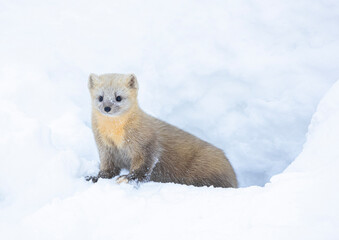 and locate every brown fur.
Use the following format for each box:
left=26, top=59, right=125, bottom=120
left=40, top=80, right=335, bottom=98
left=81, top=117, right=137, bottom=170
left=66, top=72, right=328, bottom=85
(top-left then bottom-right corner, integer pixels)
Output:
left=87, top=73, right=238, bottom=188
